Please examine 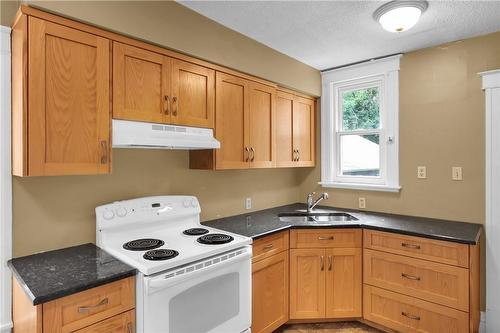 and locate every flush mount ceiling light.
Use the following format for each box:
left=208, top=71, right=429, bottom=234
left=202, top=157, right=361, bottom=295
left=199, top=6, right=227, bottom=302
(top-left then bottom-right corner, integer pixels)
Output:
left=374, top=0, right=428, bottom=33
